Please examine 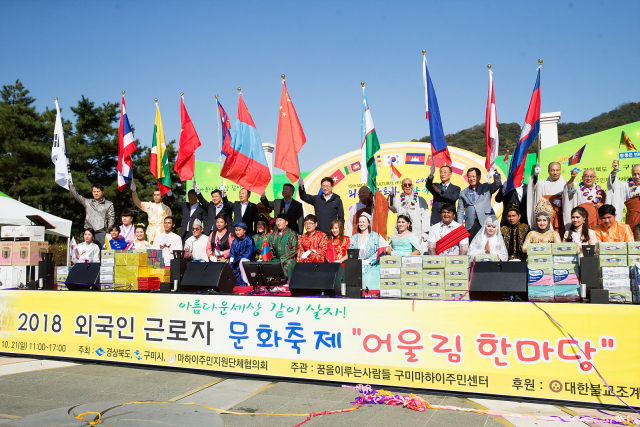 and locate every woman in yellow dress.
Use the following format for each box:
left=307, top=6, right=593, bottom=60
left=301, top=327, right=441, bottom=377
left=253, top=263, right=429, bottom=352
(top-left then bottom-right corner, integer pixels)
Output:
left=522, top=198, right=562, bottom=252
